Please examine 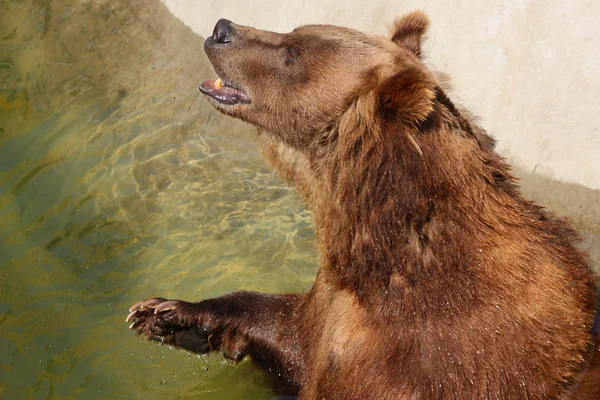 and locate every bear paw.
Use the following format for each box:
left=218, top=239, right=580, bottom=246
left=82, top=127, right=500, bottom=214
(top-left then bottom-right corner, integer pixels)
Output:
left=126, top=298, right=212, bottom=354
